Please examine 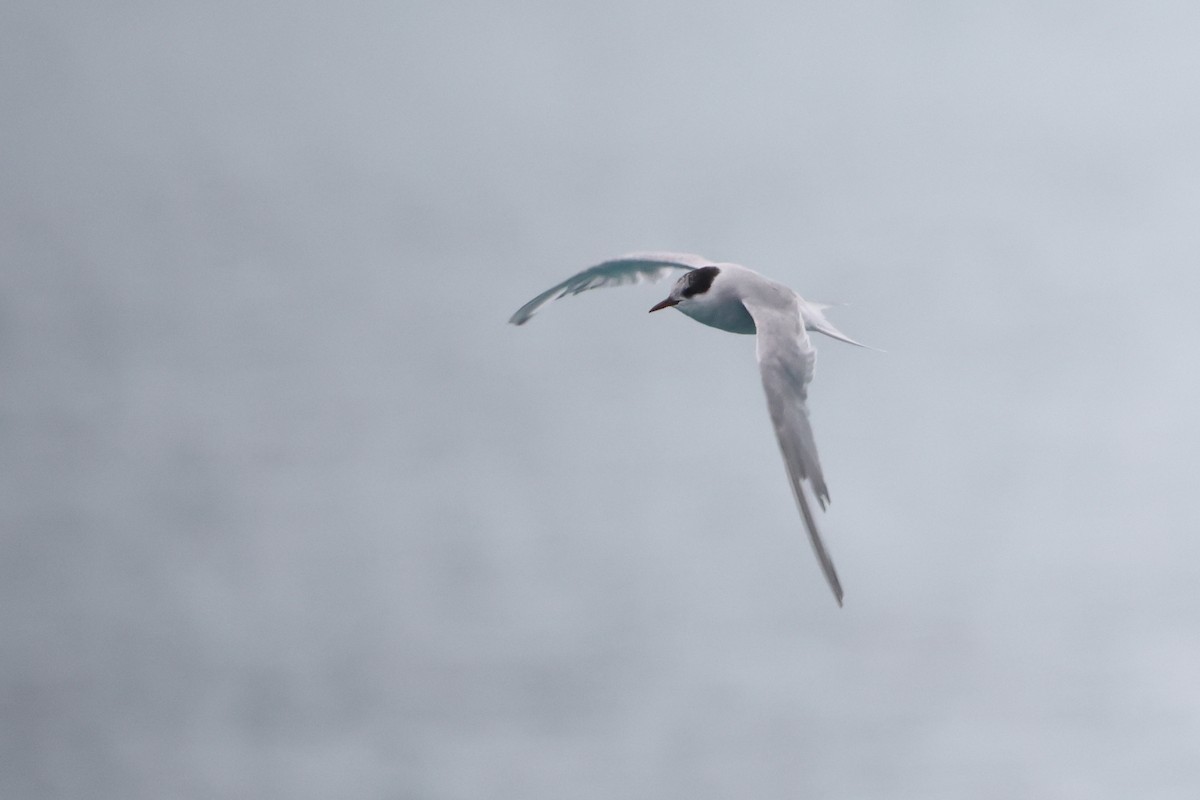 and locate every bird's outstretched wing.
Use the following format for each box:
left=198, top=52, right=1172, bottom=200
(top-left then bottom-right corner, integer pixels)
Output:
left=508, top=252, right=712, bottom=325
left=743, top=294, right=844, bottom=606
